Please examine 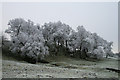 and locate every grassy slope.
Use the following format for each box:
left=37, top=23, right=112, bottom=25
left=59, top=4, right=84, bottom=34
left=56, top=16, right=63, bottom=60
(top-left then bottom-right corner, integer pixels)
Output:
left=2, top=54, right=119, bottom=78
